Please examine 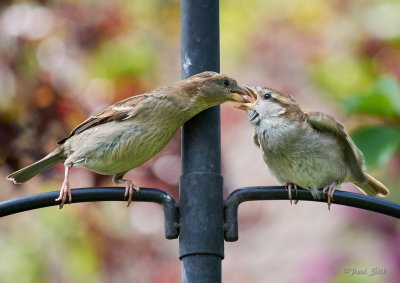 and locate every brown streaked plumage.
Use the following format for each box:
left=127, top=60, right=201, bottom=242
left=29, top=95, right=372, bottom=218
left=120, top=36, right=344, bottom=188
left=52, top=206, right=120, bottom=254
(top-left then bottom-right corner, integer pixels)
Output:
left=236, top=86, right=389, bottom=209
left=6, top=72, right=250, bottom=208
left=59, top=95, right=150, bottom=144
